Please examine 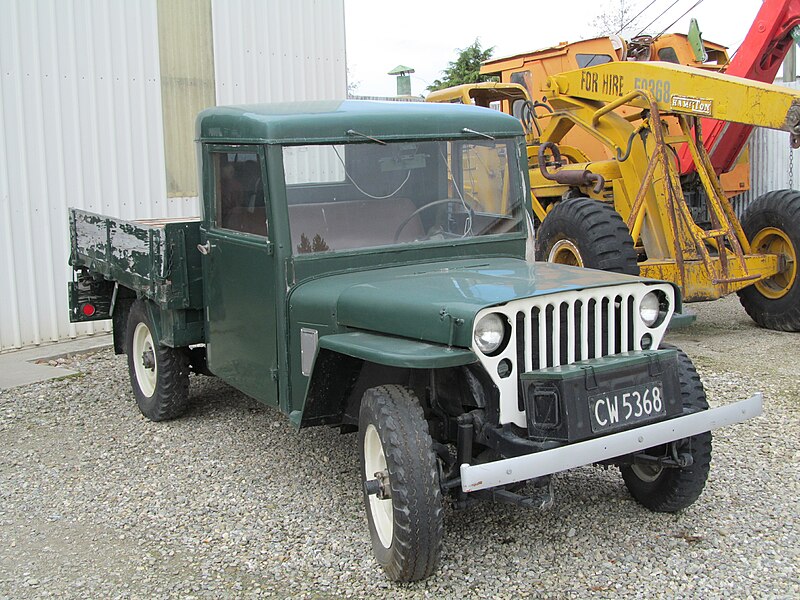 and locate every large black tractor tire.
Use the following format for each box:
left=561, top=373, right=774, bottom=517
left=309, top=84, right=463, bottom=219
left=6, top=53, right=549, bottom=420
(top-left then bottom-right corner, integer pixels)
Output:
left=621, top=344, right=712, bottom=512
left=359, top=385, right=444, bottom=582
left=736, top=189, right=800, bottom=331
left=125, top=300, right=190, bottom=421
left=535, top=198, right=640, bottom=275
